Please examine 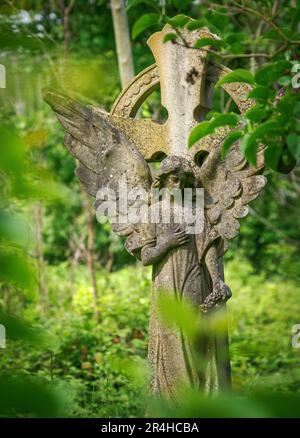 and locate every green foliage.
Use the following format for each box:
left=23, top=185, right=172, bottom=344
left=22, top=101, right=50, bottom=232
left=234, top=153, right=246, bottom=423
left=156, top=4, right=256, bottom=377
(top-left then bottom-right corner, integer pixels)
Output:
left=287, top=133, right=300, bottom=159
left=2, top=259, right=300, bottom=417
left=163, top=32, right=177, bottom=43
left=255, top=61, right=292, bottom=87
left=193, top=37, right=224, bottom=49
left=132, top=13, right=161, bottom=39
left=221, top=131, right=244, bottom=158
left=0, top=378, right=68, bottom=418
left=216, top=69, right=256, bottom=87
left=167, top=14, right=190, bottom=28
left=127, top=0, right=160, bottom=12
left=213, top=61, right=299, bottom=170
left=1, top=265, right=151, bottom=417
left=188, top=113, right=239, bottom=147
left=1, top=0, right=300, bottom=419
left=129, top=2, right=300, bottom=169
left=226, top=257, right=300, bottom=394
left=0, top=120, right=71, bottom=416
left=149, top=389, right=300, bottom=418
left=158, top=293, right=200, bottom=340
